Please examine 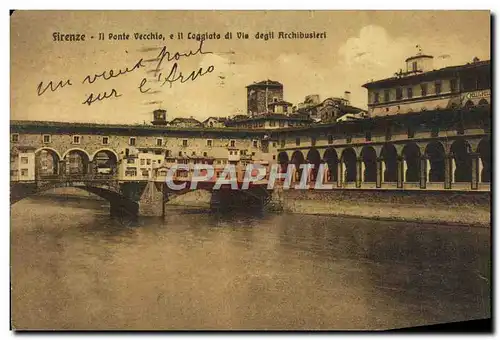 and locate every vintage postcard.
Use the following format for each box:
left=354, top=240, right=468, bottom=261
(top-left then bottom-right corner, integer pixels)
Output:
left=10, top=10, right=491, bottom=331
